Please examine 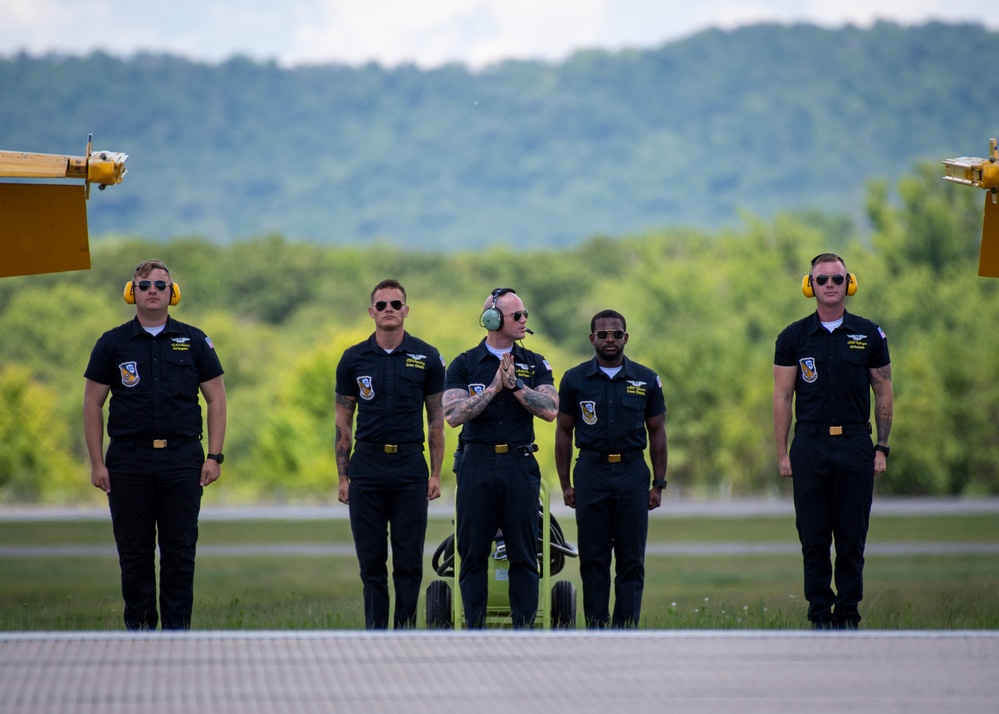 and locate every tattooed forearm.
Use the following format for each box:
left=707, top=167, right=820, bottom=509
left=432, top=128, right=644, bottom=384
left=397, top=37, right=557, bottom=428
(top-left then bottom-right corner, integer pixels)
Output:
left=443, top=387, right=495, bottom=427
left=334, top=393, right=356, bottom=477
left=426, top=394, right=445, bottom=475
left=869, top=364, right=893, bottom=445
left=520, top=384, right=559, bottom=422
